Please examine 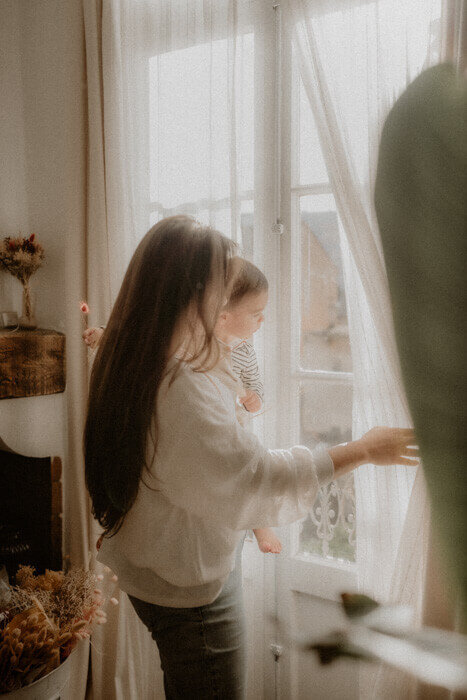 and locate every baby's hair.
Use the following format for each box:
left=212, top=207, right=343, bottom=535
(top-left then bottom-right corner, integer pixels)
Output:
left=227, top=258, right=268, bottom=307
